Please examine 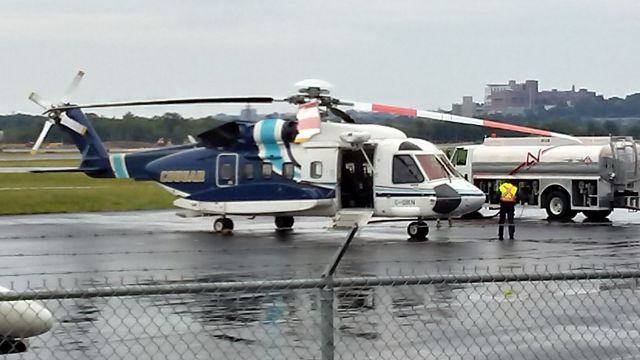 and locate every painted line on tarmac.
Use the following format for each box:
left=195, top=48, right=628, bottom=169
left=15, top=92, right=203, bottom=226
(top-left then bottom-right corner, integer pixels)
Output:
left=0, top=186, right=111, bottom=191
